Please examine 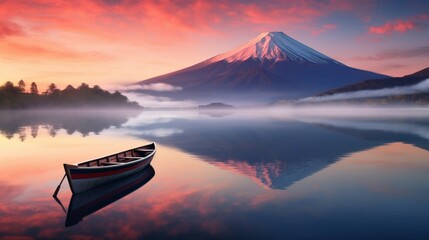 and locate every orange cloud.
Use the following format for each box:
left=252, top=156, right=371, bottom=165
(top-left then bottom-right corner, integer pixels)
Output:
left=0, top=41, right=109, bottom=61
left=369, top=15, right=428, bottom=34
